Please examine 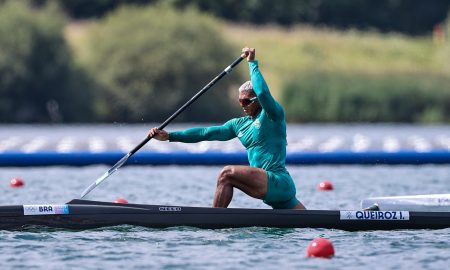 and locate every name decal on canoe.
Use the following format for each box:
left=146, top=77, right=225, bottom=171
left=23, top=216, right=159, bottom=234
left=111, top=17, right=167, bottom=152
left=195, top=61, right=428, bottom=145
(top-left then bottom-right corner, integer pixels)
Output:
left=340, top=211, right=409, bottom=220
left=23, top=204, right=70, bottom=216
left=159, top=206, right=182, bottom=212
left=437, top=198, right=450, bottom=205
